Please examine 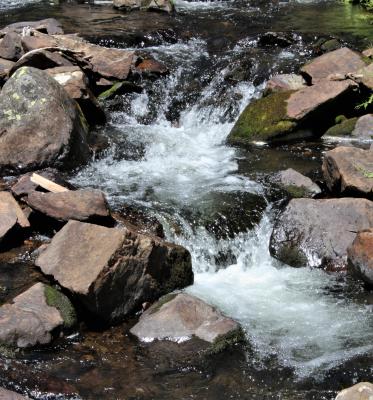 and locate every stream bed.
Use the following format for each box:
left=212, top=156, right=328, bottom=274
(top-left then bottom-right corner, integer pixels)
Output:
left=0, top=0, right=373, bottom=399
